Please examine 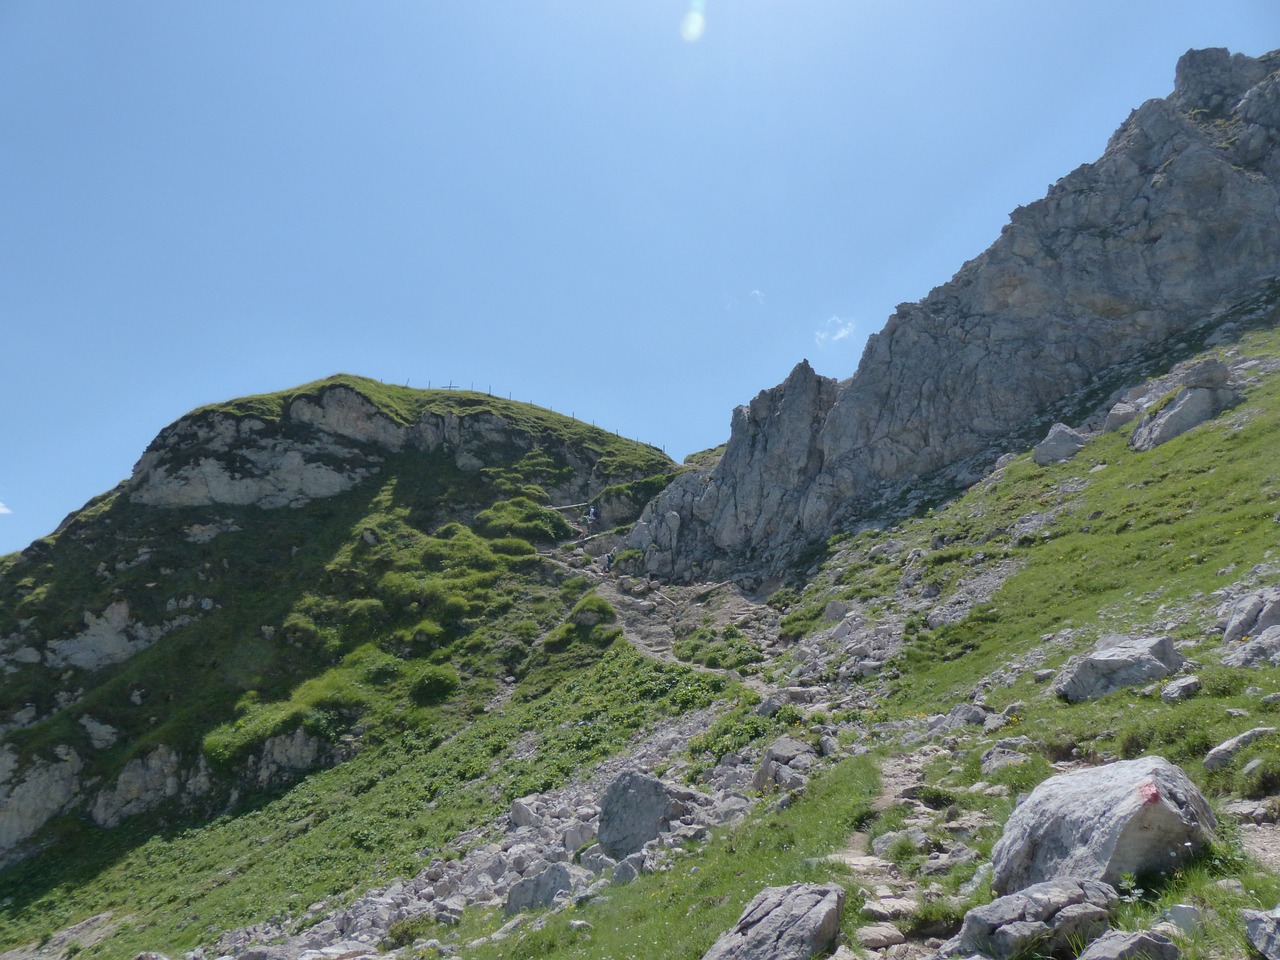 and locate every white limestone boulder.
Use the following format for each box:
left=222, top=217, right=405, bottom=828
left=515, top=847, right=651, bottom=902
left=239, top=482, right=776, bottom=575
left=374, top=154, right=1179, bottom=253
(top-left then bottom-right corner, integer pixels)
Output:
left=990, top=756, right=1216, bottom=895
